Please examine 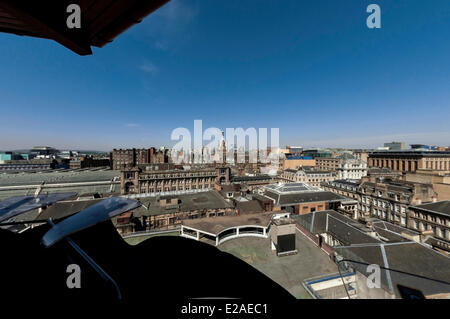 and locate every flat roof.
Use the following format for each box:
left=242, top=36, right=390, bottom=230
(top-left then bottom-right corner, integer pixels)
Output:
left=0, top=169, right=120, bottom=201
left=182, top=212, right=274, bottom=235
left=218, top=231, right=339, bottom=298
left=265, top=189, right=346, bottom=206
left=131, top=190, right=234, bottom=217
left=0, top=169, right=119, bottom=186
left=369, top=151, right=450, bottom=157
left=231, top=175, right=273, bottom=182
